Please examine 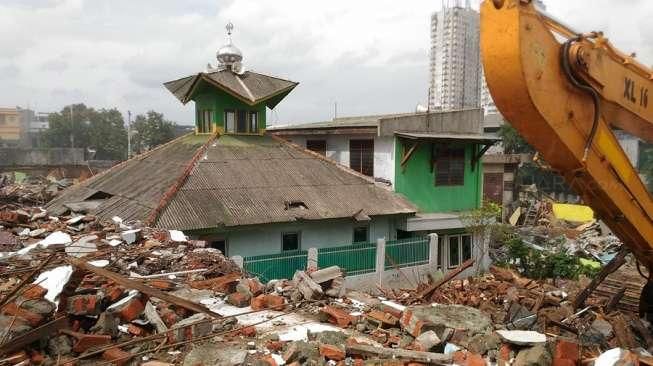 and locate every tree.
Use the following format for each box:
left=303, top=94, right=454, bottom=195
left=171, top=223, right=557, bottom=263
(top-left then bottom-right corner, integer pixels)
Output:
left=460, top=200, right=503, bottom=275
left=498, top=124, right=533, bottom=154
left=131, top=111, right=177, bottom=154
left=44, top=104, right=127, bottom=161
